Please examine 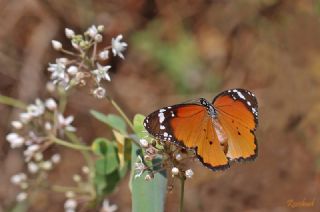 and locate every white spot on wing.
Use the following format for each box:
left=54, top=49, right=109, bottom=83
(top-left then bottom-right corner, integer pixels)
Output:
left=237, top=91, right=246, bottom=100
left=159, top=109, right=166, bottom=113
left=158, top=113, right=165, bottom=123
left=163, top=132, right=168, bottom=137
left=160, top=125, right=165, bottom=130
